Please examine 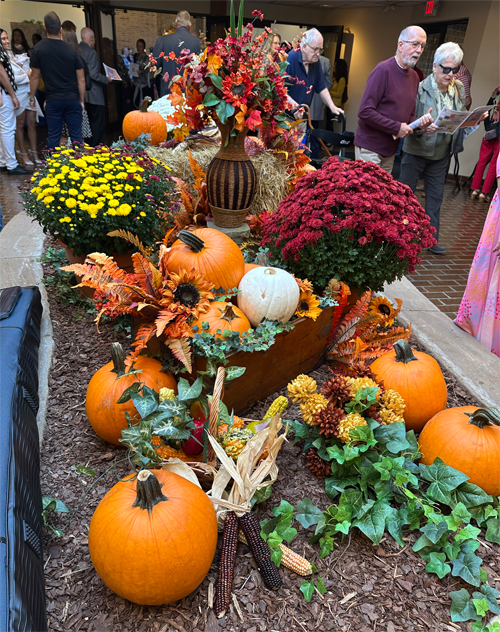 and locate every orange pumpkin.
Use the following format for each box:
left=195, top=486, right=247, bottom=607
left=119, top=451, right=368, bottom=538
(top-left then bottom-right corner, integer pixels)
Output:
left=85, top=343, right=177, bottom=445
left=370, top=340, right=447, bottom=432
left=167, top=228, right=245, bottom=292
left=88, top=469, right=217, bottom=605
left=244, top=263, right=260, bottom=275
left=191, top=301, right=250, bottom=338
left=122, top=97, right=167, bottom=146
left=419, top=407, right=500, bottom=496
